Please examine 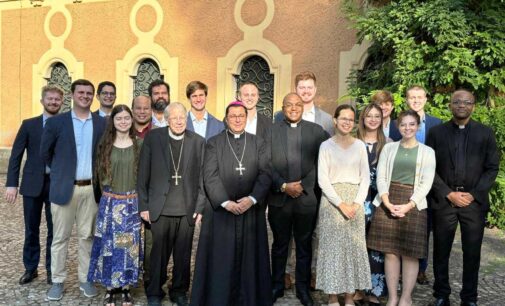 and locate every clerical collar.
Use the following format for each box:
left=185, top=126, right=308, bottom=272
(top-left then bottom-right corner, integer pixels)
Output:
left=284, top=119, right=301, bottom=128
left=227, top=129, right=245, bottom=139
left=451, top=120, right=467, bottom=130
left=169, top=129, right=185, bottom=140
